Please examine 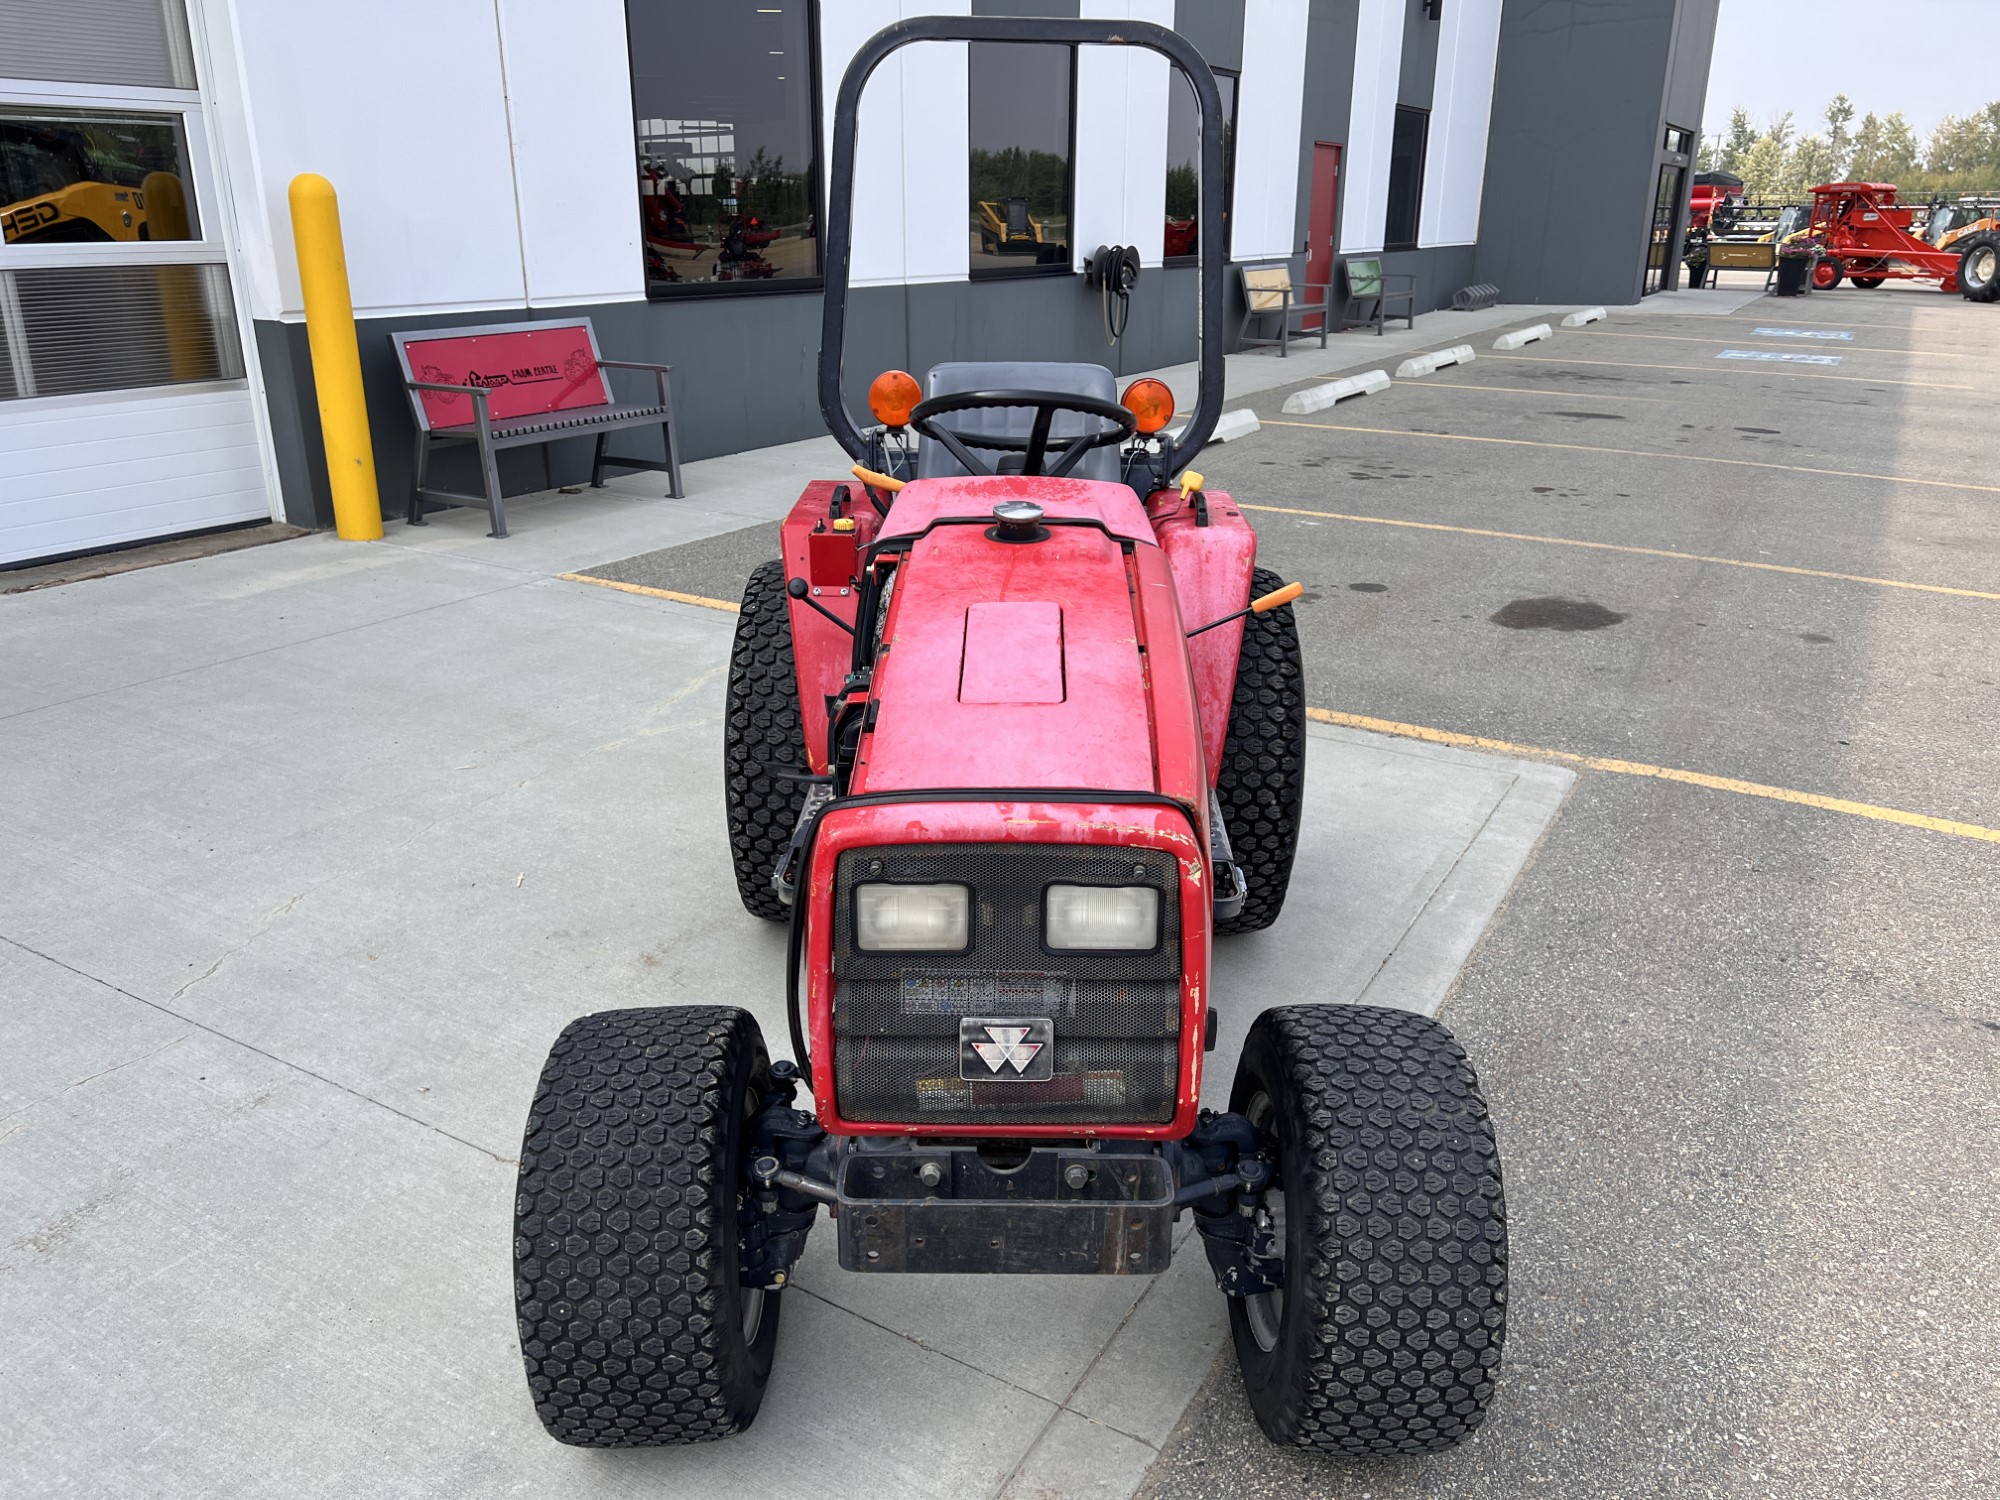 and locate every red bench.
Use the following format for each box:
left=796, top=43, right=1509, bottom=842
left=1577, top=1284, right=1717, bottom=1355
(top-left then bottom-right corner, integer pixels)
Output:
left=390, top=318, right=682, bottom=537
